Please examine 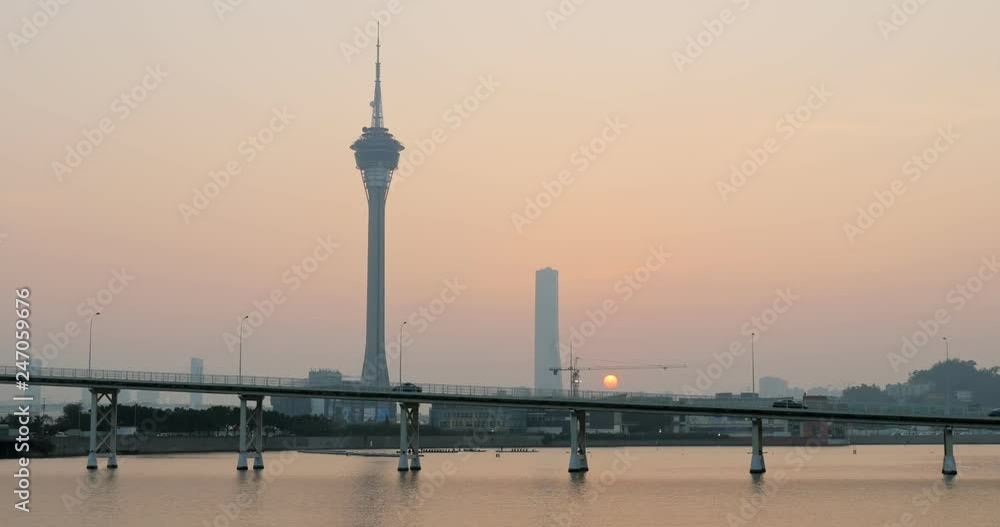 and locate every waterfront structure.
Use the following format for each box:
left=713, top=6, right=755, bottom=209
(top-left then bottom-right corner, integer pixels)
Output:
left=7, top=365, right=995, bottom=477
left=351, top=31, right=404, bottom=422
left=190, top=358, right=204, bottom=408
left=430, top=404, right=528, bottom=432
left=534, top=267, right=562, bottom=392
left=272, top=369, right=346, bottom=418
left=759, top=376, right=789, bottom=398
